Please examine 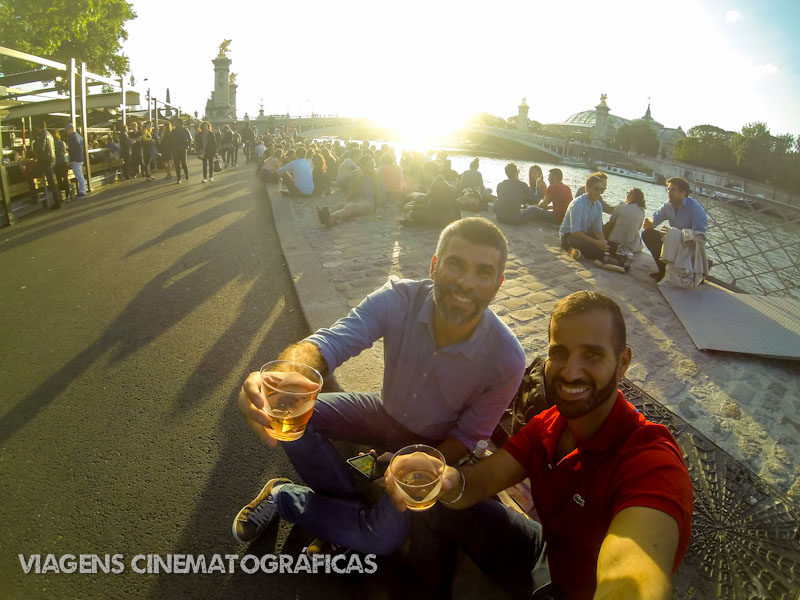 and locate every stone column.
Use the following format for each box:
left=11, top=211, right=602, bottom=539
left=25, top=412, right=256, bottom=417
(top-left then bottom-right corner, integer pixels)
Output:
left=228, top=82, right=237, bottom=121
left=593, top=94, right=610, bottom=146
left=517, top=98, right=529, bottom=132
